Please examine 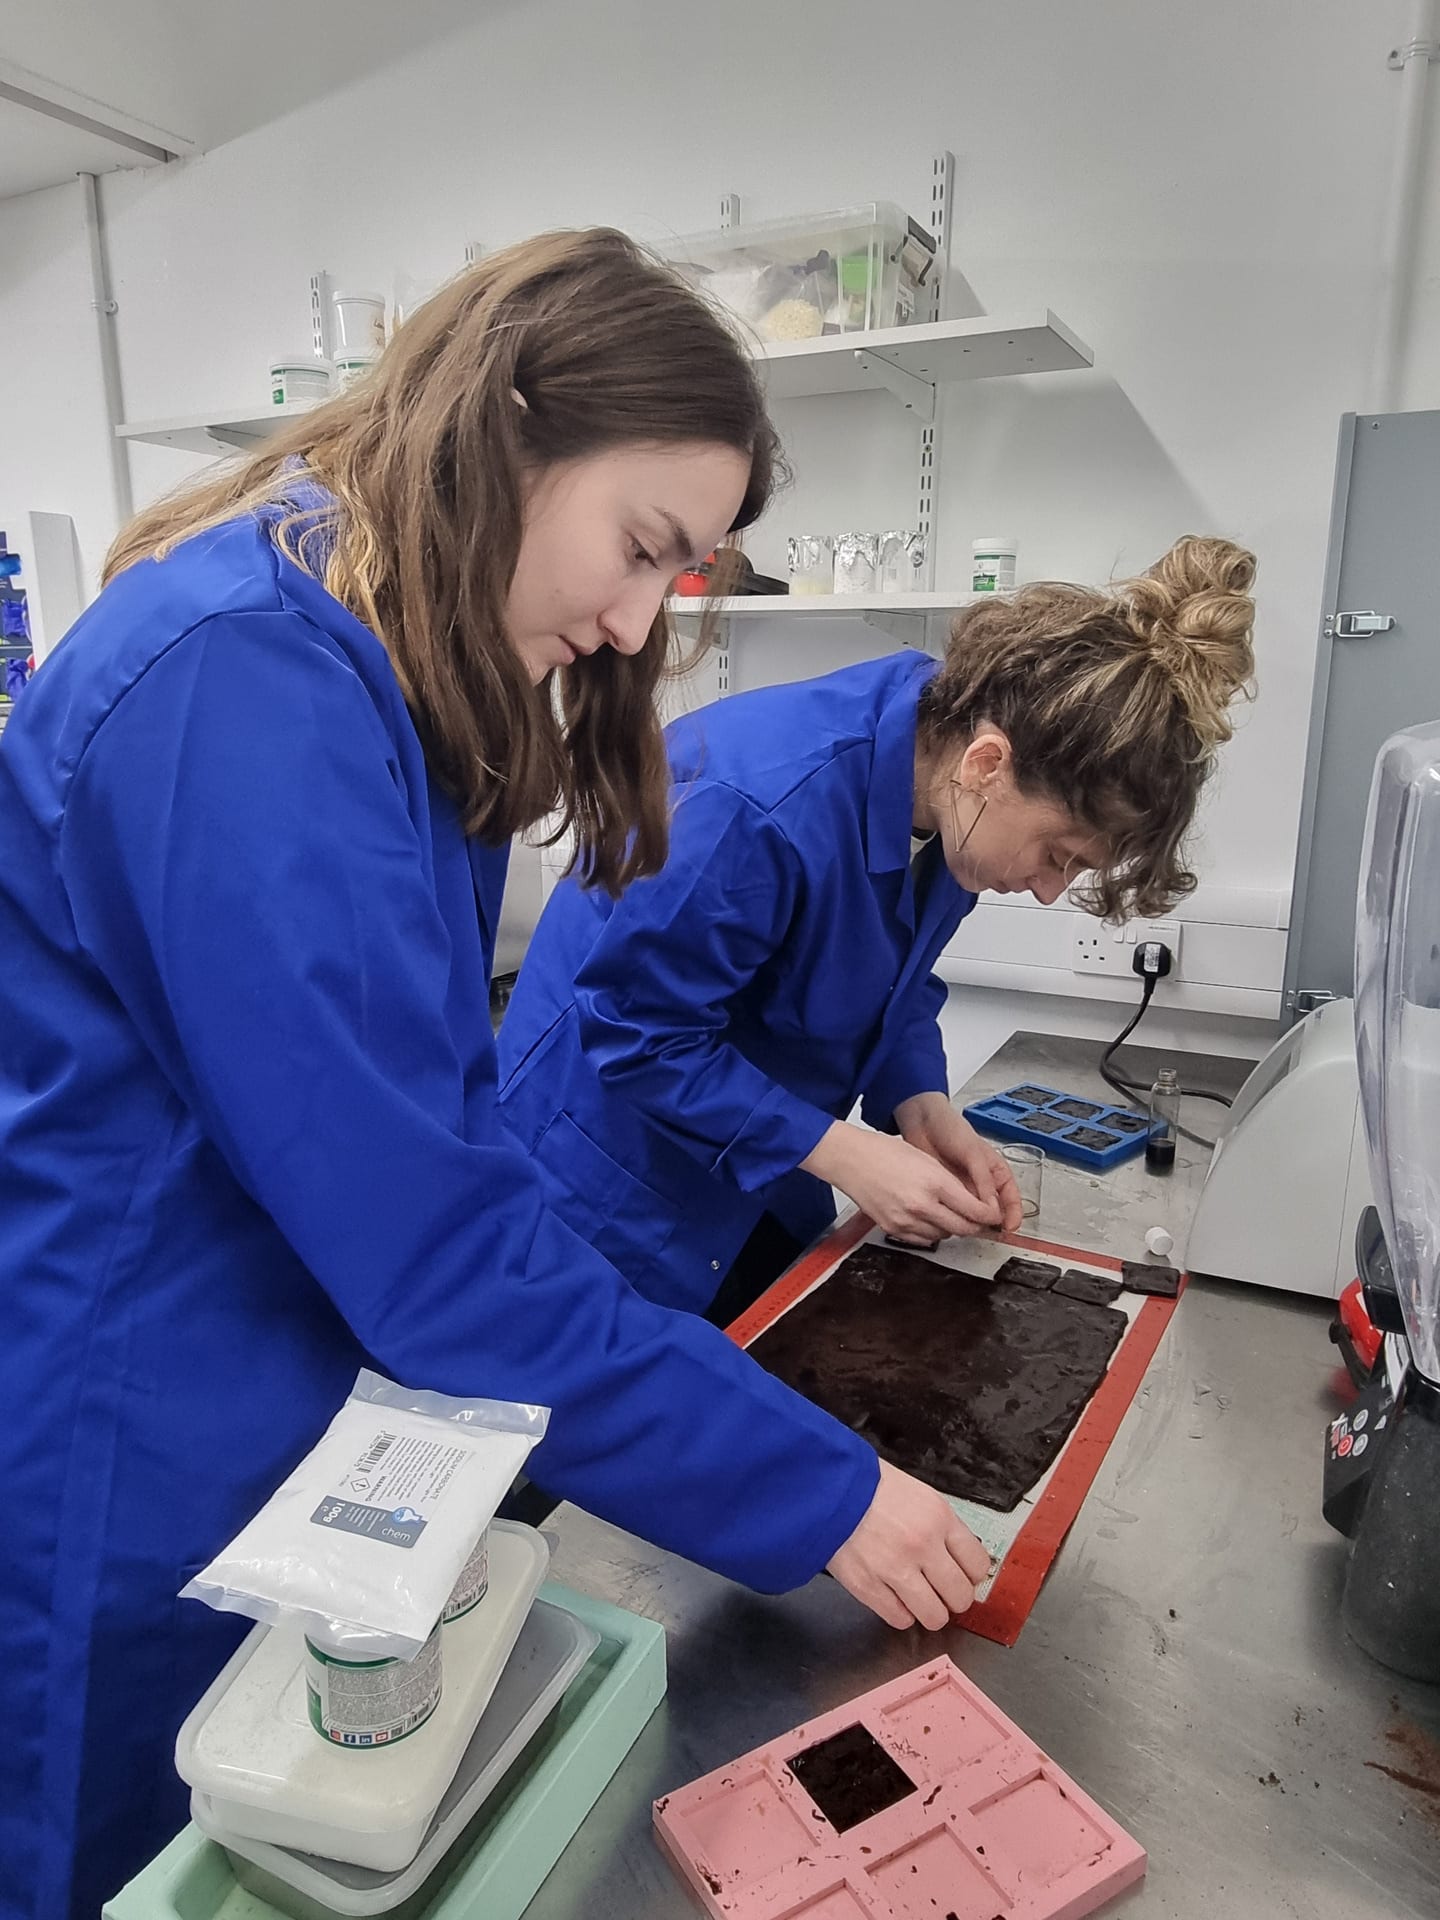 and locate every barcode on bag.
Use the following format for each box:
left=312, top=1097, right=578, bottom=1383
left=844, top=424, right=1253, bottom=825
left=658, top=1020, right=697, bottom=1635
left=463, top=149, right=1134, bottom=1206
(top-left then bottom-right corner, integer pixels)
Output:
left=356, top=1432, right=396, bottom=1474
